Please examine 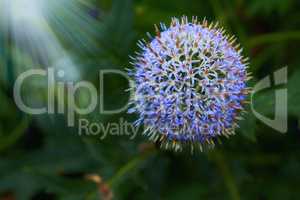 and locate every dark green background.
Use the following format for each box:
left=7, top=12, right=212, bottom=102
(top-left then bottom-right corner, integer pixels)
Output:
left=0, top=0, right=300, bottom=199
